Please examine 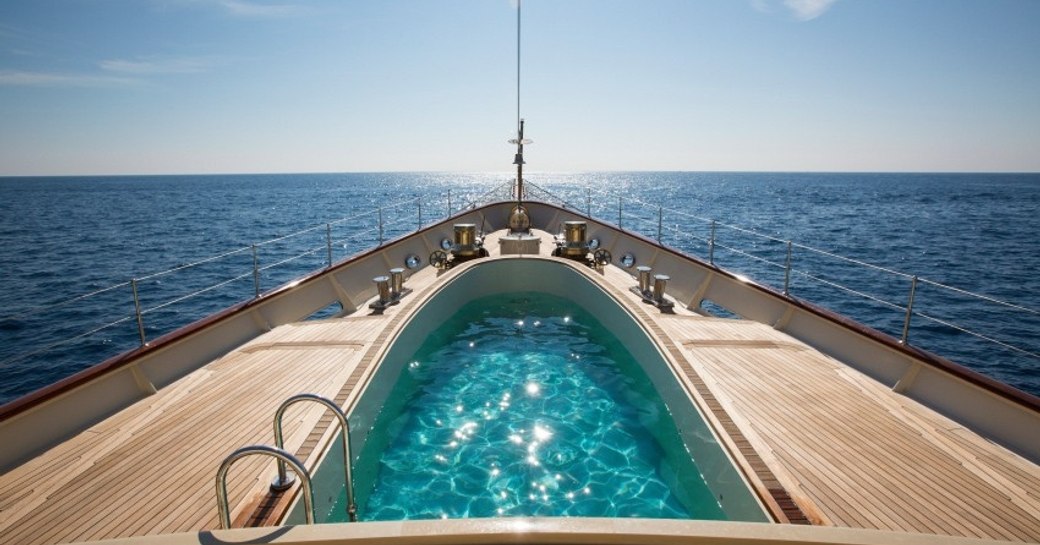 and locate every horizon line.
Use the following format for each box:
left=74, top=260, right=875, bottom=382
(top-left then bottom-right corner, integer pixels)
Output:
left=3, top=169, right=1040, bottom=179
